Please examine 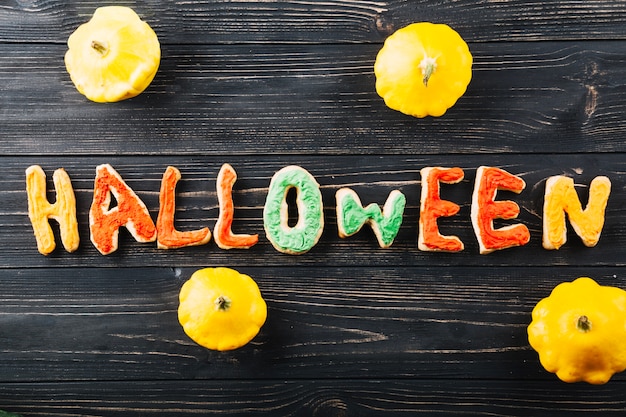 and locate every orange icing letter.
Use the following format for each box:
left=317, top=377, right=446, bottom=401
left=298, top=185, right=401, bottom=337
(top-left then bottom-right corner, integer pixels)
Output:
left=471, top=166, right=530, bottom=254
left=418, top=167, right=465, bottom=252
left=214, top=164, right=258, bottom=249
left=89, top=164, right=157, bottom=255
left=542, top=175, right=611, bottom=249
left=156, top=166, right=212, bottom=249
left=25, top=165, right=80, bottom=255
